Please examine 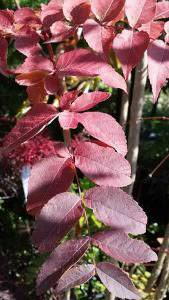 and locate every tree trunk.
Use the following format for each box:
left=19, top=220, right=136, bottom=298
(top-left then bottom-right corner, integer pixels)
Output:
left=126, top=53, right=148, bottom=195
left=120, top=75, right=131, bottom=131
left=146, top=223, right=169, bottom=292
left=154, top=253, right=169, bottom=300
